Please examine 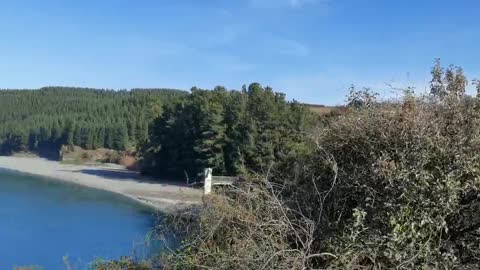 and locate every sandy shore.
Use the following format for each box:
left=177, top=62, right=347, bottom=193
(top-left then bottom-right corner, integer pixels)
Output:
left=0, top=156, right=203, bottom=212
